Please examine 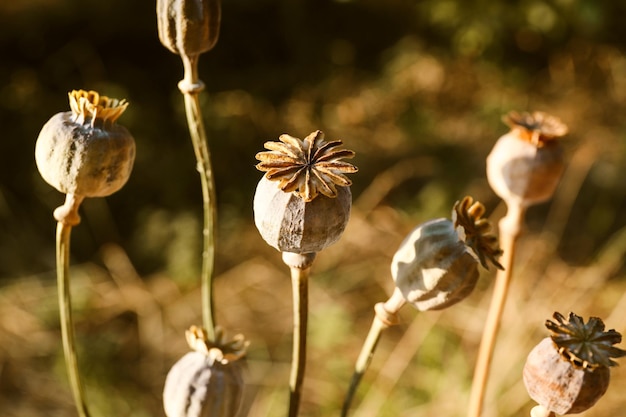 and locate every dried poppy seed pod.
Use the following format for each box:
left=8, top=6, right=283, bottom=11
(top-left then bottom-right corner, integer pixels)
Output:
left=253, top=130, right=357, bottom=254
left=487, top=111, right=567, bottom=207
left=36, top=90, right=135, bottom=198
left=157, top=0, right=221, bottom=58
left=35, top=90, right=135, bottom=224
left=523, top=312, right=626, bottom=415
left=391, top=197, right=502, bottom=311
left=163, top=326, right=247, bottom=417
